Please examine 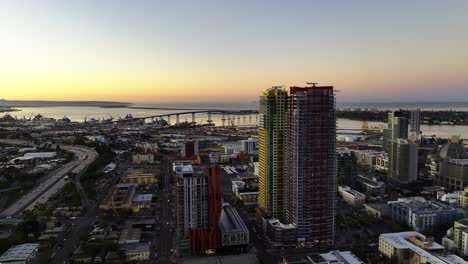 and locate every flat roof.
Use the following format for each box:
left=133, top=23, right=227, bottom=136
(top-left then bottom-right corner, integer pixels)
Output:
left=219, top=203, right=248, bottom=234
left=183, top=254, right=258, bottom=264
left=319, top=251, right=365, bottom=264
left=121, top=242, right=150, bottom=254
left=380, top=232, right=466, bottom=264
left=0, top=243, right=39, bottom=262
left=133, top=194, right=153, bottom=202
